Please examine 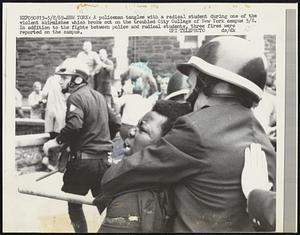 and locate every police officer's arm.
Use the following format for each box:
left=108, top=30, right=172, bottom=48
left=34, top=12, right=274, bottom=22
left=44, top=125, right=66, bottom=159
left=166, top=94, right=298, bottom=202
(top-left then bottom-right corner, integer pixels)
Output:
left=247, top=189, right=276, bottom=231
left=101, top=115, right=202, bottom=196
left=107, top=105, right=121, bottom=140
left=56, top=94, right=84, bottom=145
